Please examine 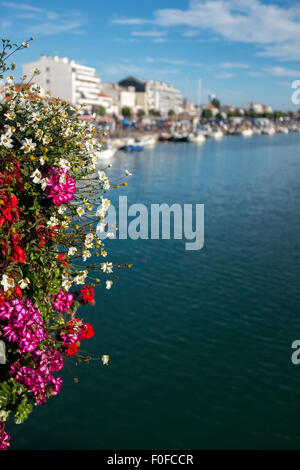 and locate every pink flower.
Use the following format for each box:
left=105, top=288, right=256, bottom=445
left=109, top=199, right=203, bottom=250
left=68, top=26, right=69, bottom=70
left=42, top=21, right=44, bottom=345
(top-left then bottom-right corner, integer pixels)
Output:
left=10, top=350, right=63, bottom=405
left=0, top=420, right=10, bottom=451
left=0, top=298, right=47, bottom=353
left=53, top=290, right=73, bottom=313
left=43, top=166, right=76, bottom=206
